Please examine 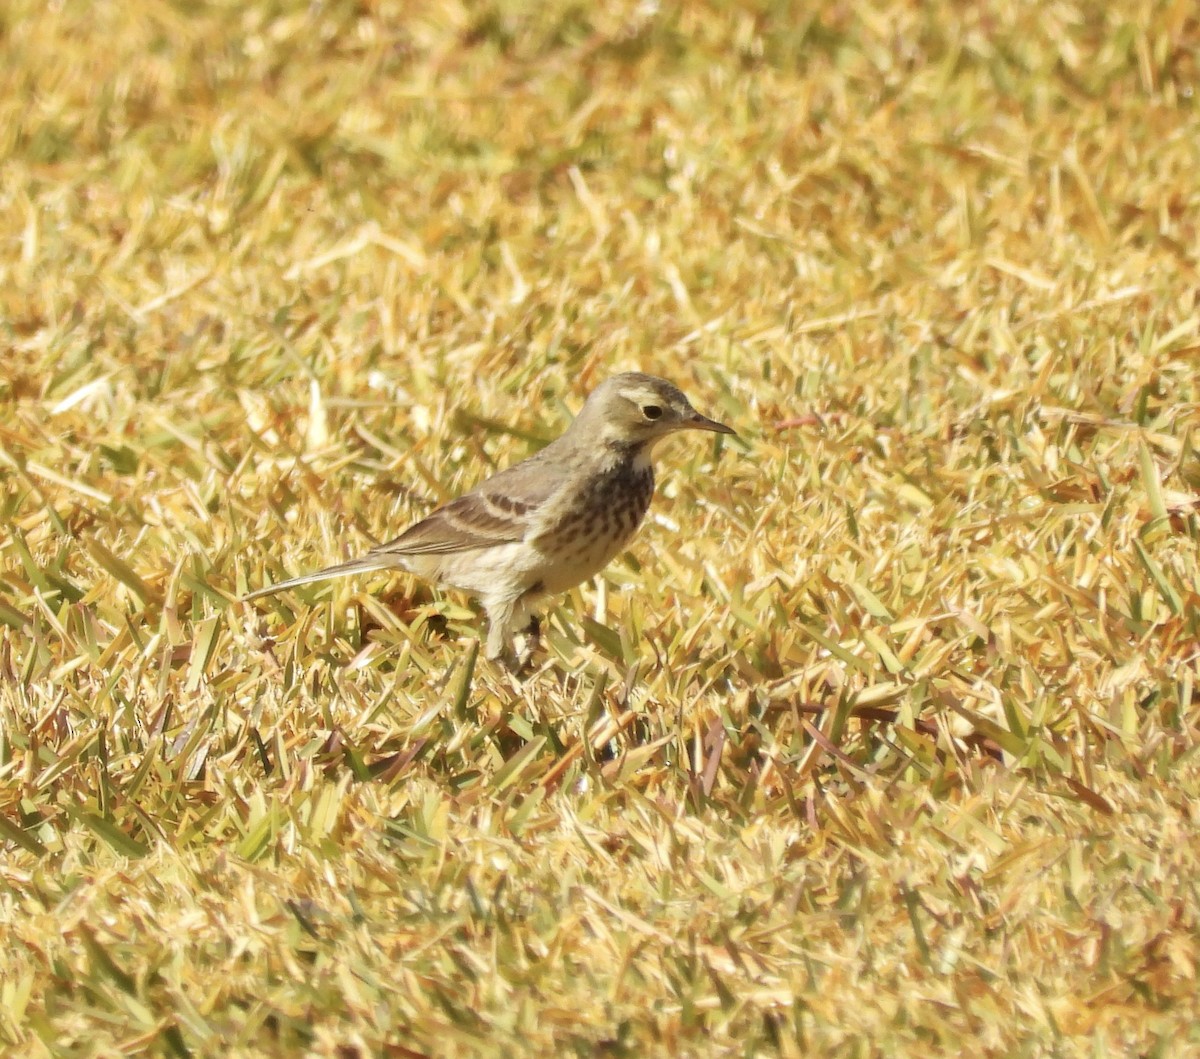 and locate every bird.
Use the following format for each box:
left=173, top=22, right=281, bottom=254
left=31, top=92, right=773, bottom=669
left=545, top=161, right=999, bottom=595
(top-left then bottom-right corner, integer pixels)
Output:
left=243, top=372, right=735, bottom=666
